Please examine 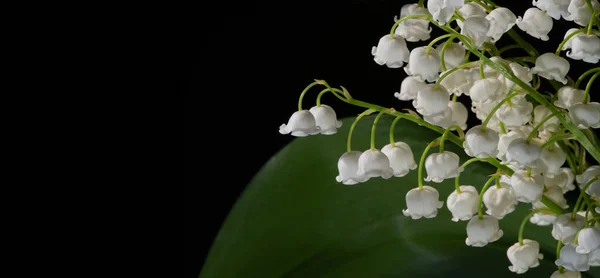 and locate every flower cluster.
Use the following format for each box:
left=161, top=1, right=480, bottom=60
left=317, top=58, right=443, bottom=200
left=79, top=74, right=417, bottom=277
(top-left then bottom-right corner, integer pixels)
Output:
left=279, top=0, right=600, bottom=276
